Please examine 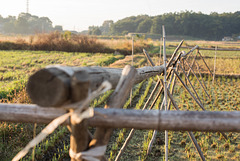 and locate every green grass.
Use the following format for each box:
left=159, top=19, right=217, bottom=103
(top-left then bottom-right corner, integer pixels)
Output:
left=1, top=45, right=240, bottom=161
left=0, top=50, right=124, bottom=99
left=0, top=50, right=124, bottom=160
